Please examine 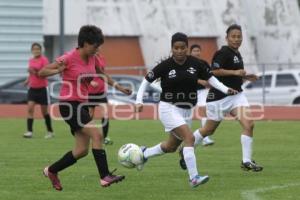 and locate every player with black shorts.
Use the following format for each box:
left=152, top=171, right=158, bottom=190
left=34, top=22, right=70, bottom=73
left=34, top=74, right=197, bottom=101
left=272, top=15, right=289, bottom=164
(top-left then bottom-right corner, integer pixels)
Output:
left=23, top=43, right=54, bottom=139
left=38, top=25, right=131, bottom=191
